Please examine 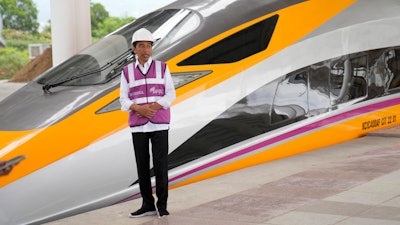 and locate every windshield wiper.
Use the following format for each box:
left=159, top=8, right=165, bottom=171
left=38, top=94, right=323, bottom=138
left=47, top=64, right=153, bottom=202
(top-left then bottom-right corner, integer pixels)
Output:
left=42, top=49, right=133, bottom=94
